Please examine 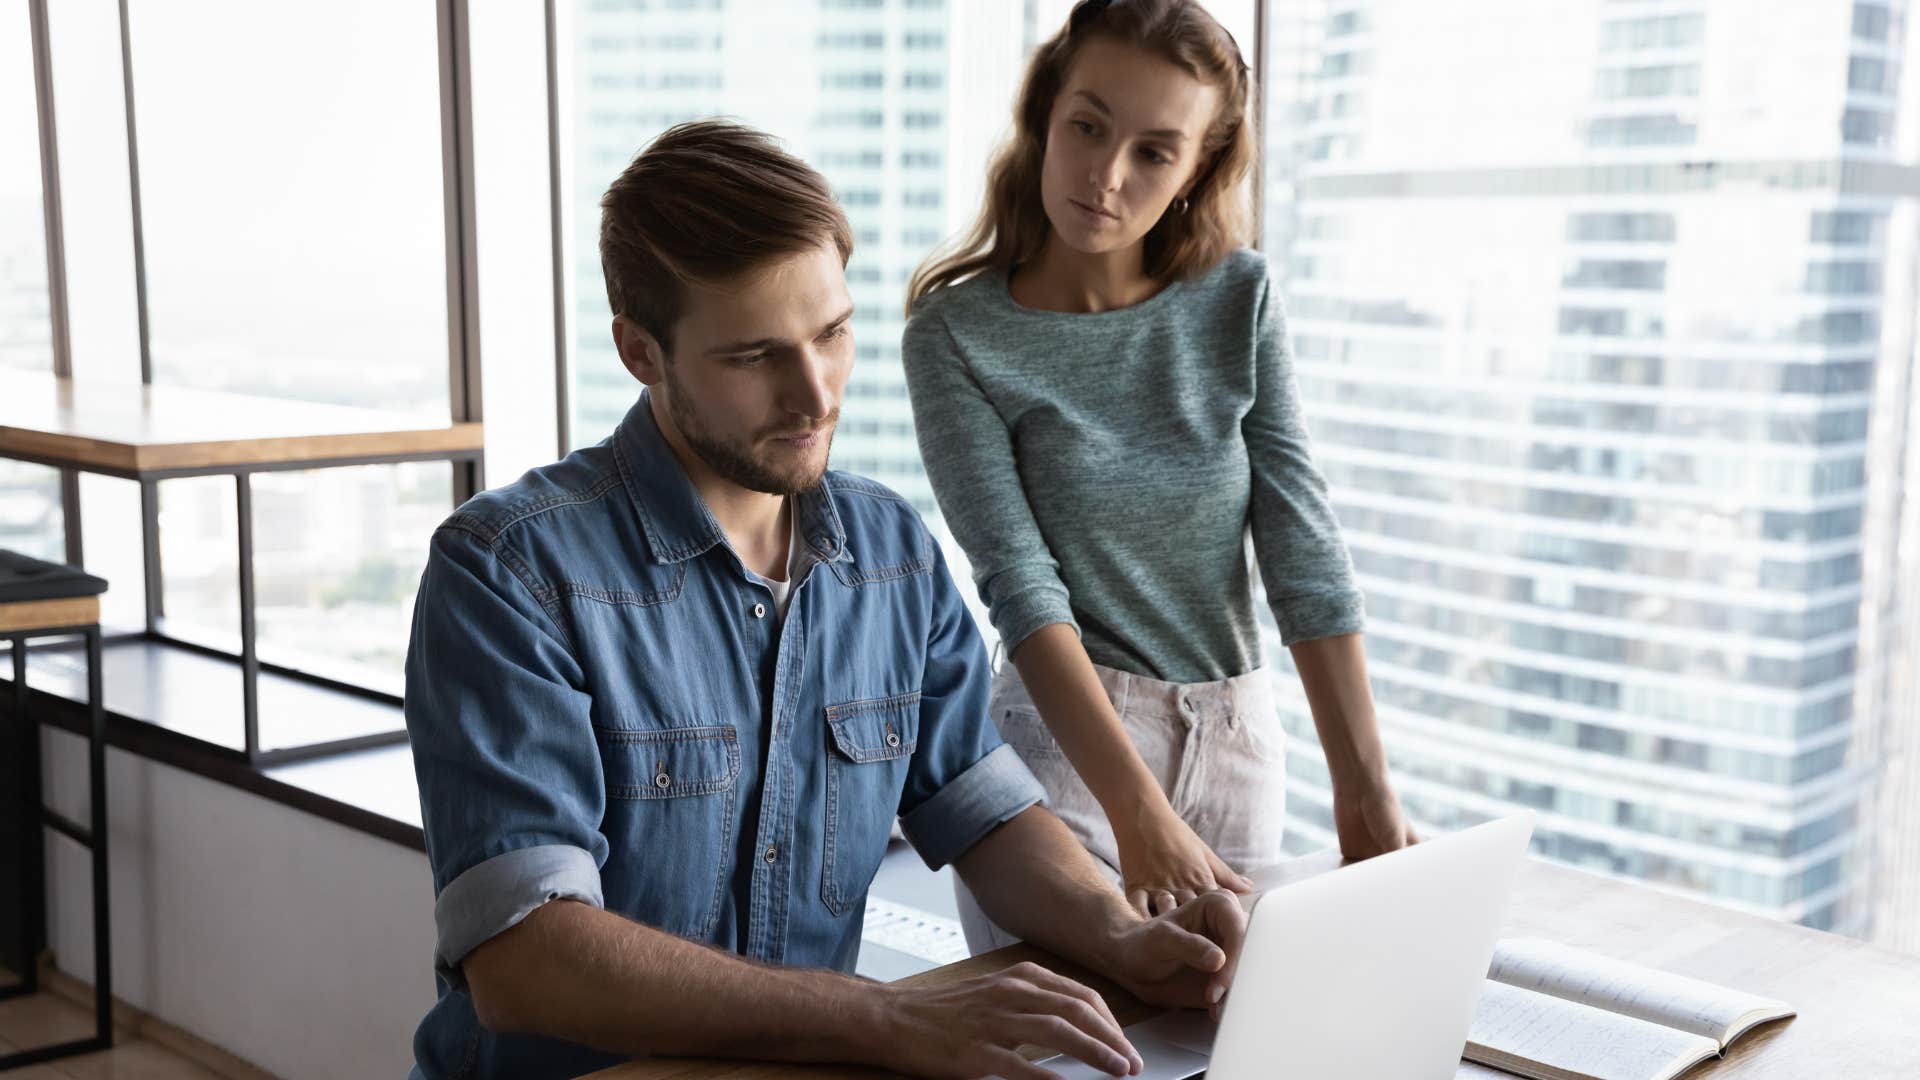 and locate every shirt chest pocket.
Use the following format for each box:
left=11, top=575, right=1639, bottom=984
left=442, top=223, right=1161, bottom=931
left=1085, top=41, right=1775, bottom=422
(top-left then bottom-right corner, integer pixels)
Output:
left=821, top=691, right=919, bottom=916
left=597, top=724, right=742, bottom=940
